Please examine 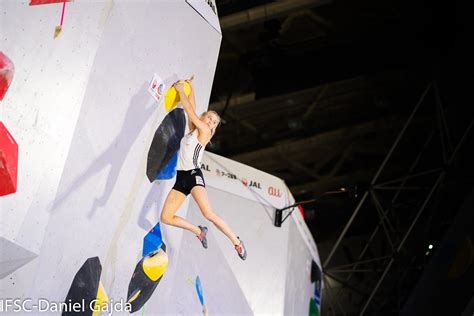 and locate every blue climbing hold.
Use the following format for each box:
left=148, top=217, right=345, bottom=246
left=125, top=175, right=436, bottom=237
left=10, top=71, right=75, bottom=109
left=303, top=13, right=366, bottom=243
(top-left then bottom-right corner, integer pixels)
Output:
left=142, top=222, right=163, bottom=257
left=156, top=151, right=178, bottom=180
left=195, top=276, right=204, bottom=306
